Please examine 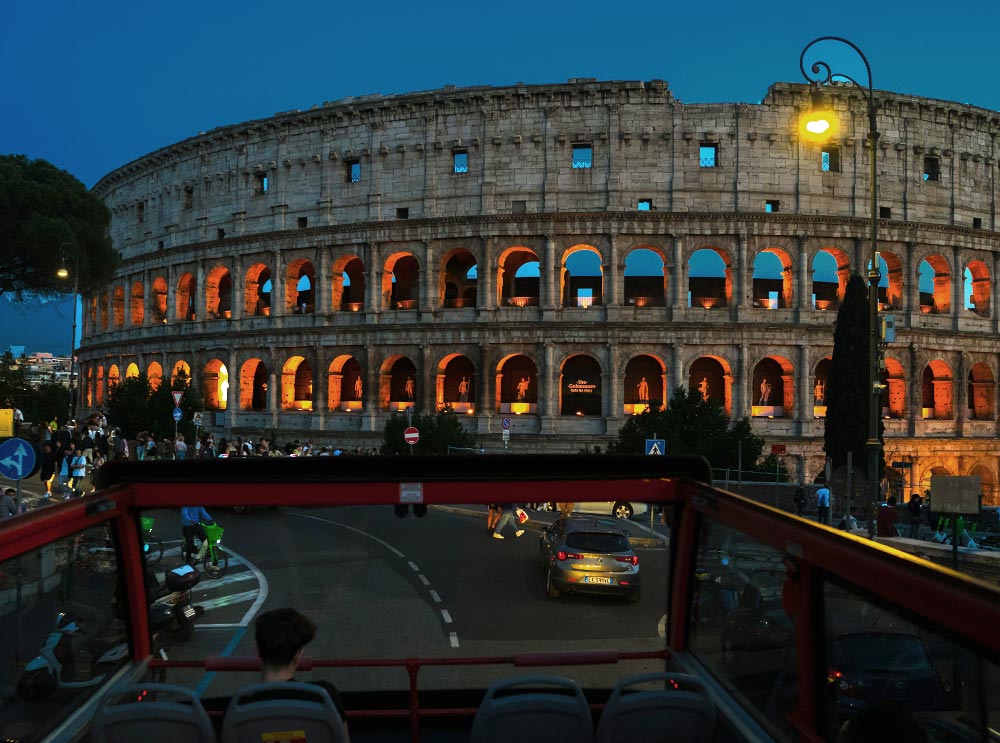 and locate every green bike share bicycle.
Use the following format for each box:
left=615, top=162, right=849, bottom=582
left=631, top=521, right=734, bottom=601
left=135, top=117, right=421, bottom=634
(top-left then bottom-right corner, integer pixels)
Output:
left=191, top=522, right=229, bottom=578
